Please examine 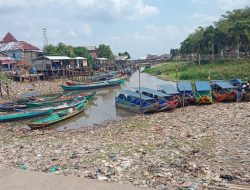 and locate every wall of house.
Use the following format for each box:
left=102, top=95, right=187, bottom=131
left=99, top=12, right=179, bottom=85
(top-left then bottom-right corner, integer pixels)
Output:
left=23, top=51, right=37, bottom=64
left=4, top=50, right=22, bottom=61
left=32, top=59, right=51, bottom=71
